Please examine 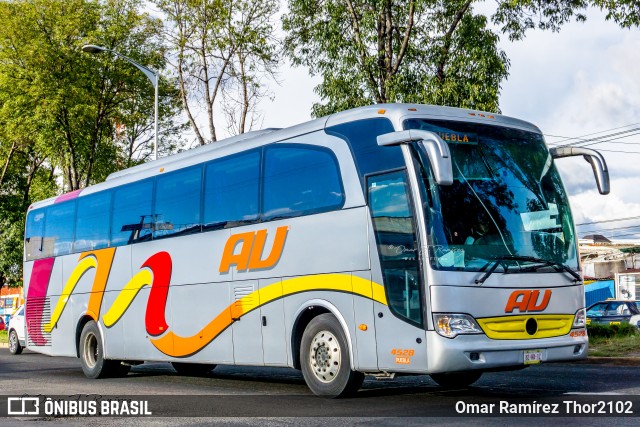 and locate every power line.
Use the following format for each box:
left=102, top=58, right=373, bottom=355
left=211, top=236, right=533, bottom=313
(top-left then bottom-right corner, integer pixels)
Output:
left=576, top=216, right=640, bottom=226
left=544, top=122, right=640, bottom=145
left=598, top=231, right=640, bottom=240
left=596, top=149, right=640, bottom=154
left=580, top=224, right=640, bottom=235
left=546, top=128, right=640, bottom=147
